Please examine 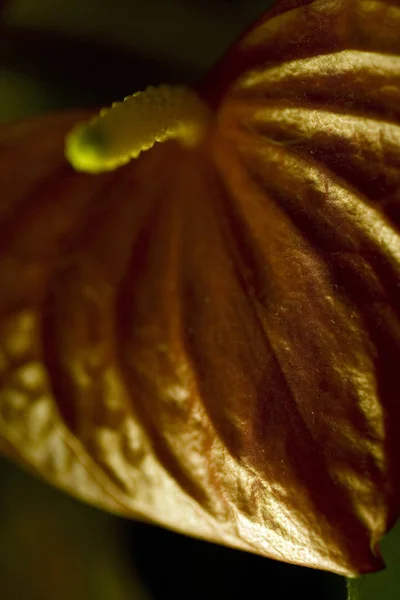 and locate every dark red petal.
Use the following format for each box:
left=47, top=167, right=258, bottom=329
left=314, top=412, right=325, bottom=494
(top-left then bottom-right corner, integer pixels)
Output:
left=1, top=0, right=400, bottom=578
